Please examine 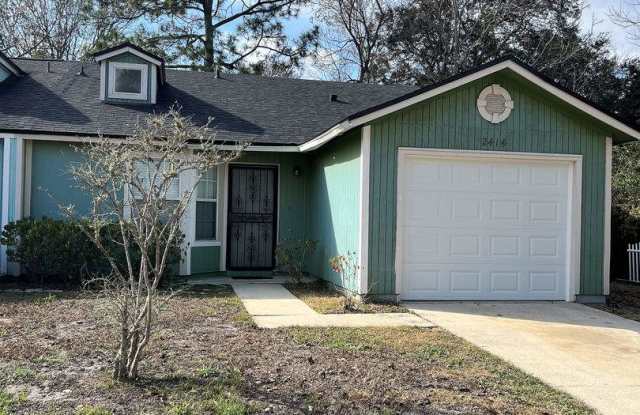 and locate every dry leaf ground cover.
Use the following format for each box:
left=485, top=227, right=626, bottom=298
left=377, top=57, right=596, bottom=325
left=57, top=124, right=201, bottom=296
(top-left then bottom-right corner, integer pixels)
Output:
left=590, top=280, right=640, bottom=322
left=0, top=284, right=593, bottom=414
